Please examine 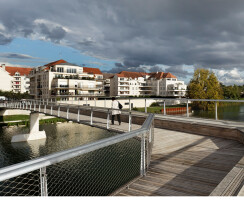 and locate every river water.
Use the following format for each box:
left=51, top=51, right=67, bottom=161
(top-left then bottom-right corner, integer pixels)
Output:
left=191, top=103, right=244, bottom=121
left=0, top=123, right=141, bottom=196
